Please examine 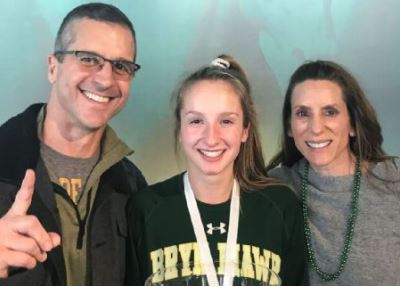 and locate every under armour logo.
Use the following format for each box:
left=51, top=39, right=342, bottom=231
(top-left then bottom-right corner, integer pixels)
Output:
left=207, top=222, right=226, bottom=235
